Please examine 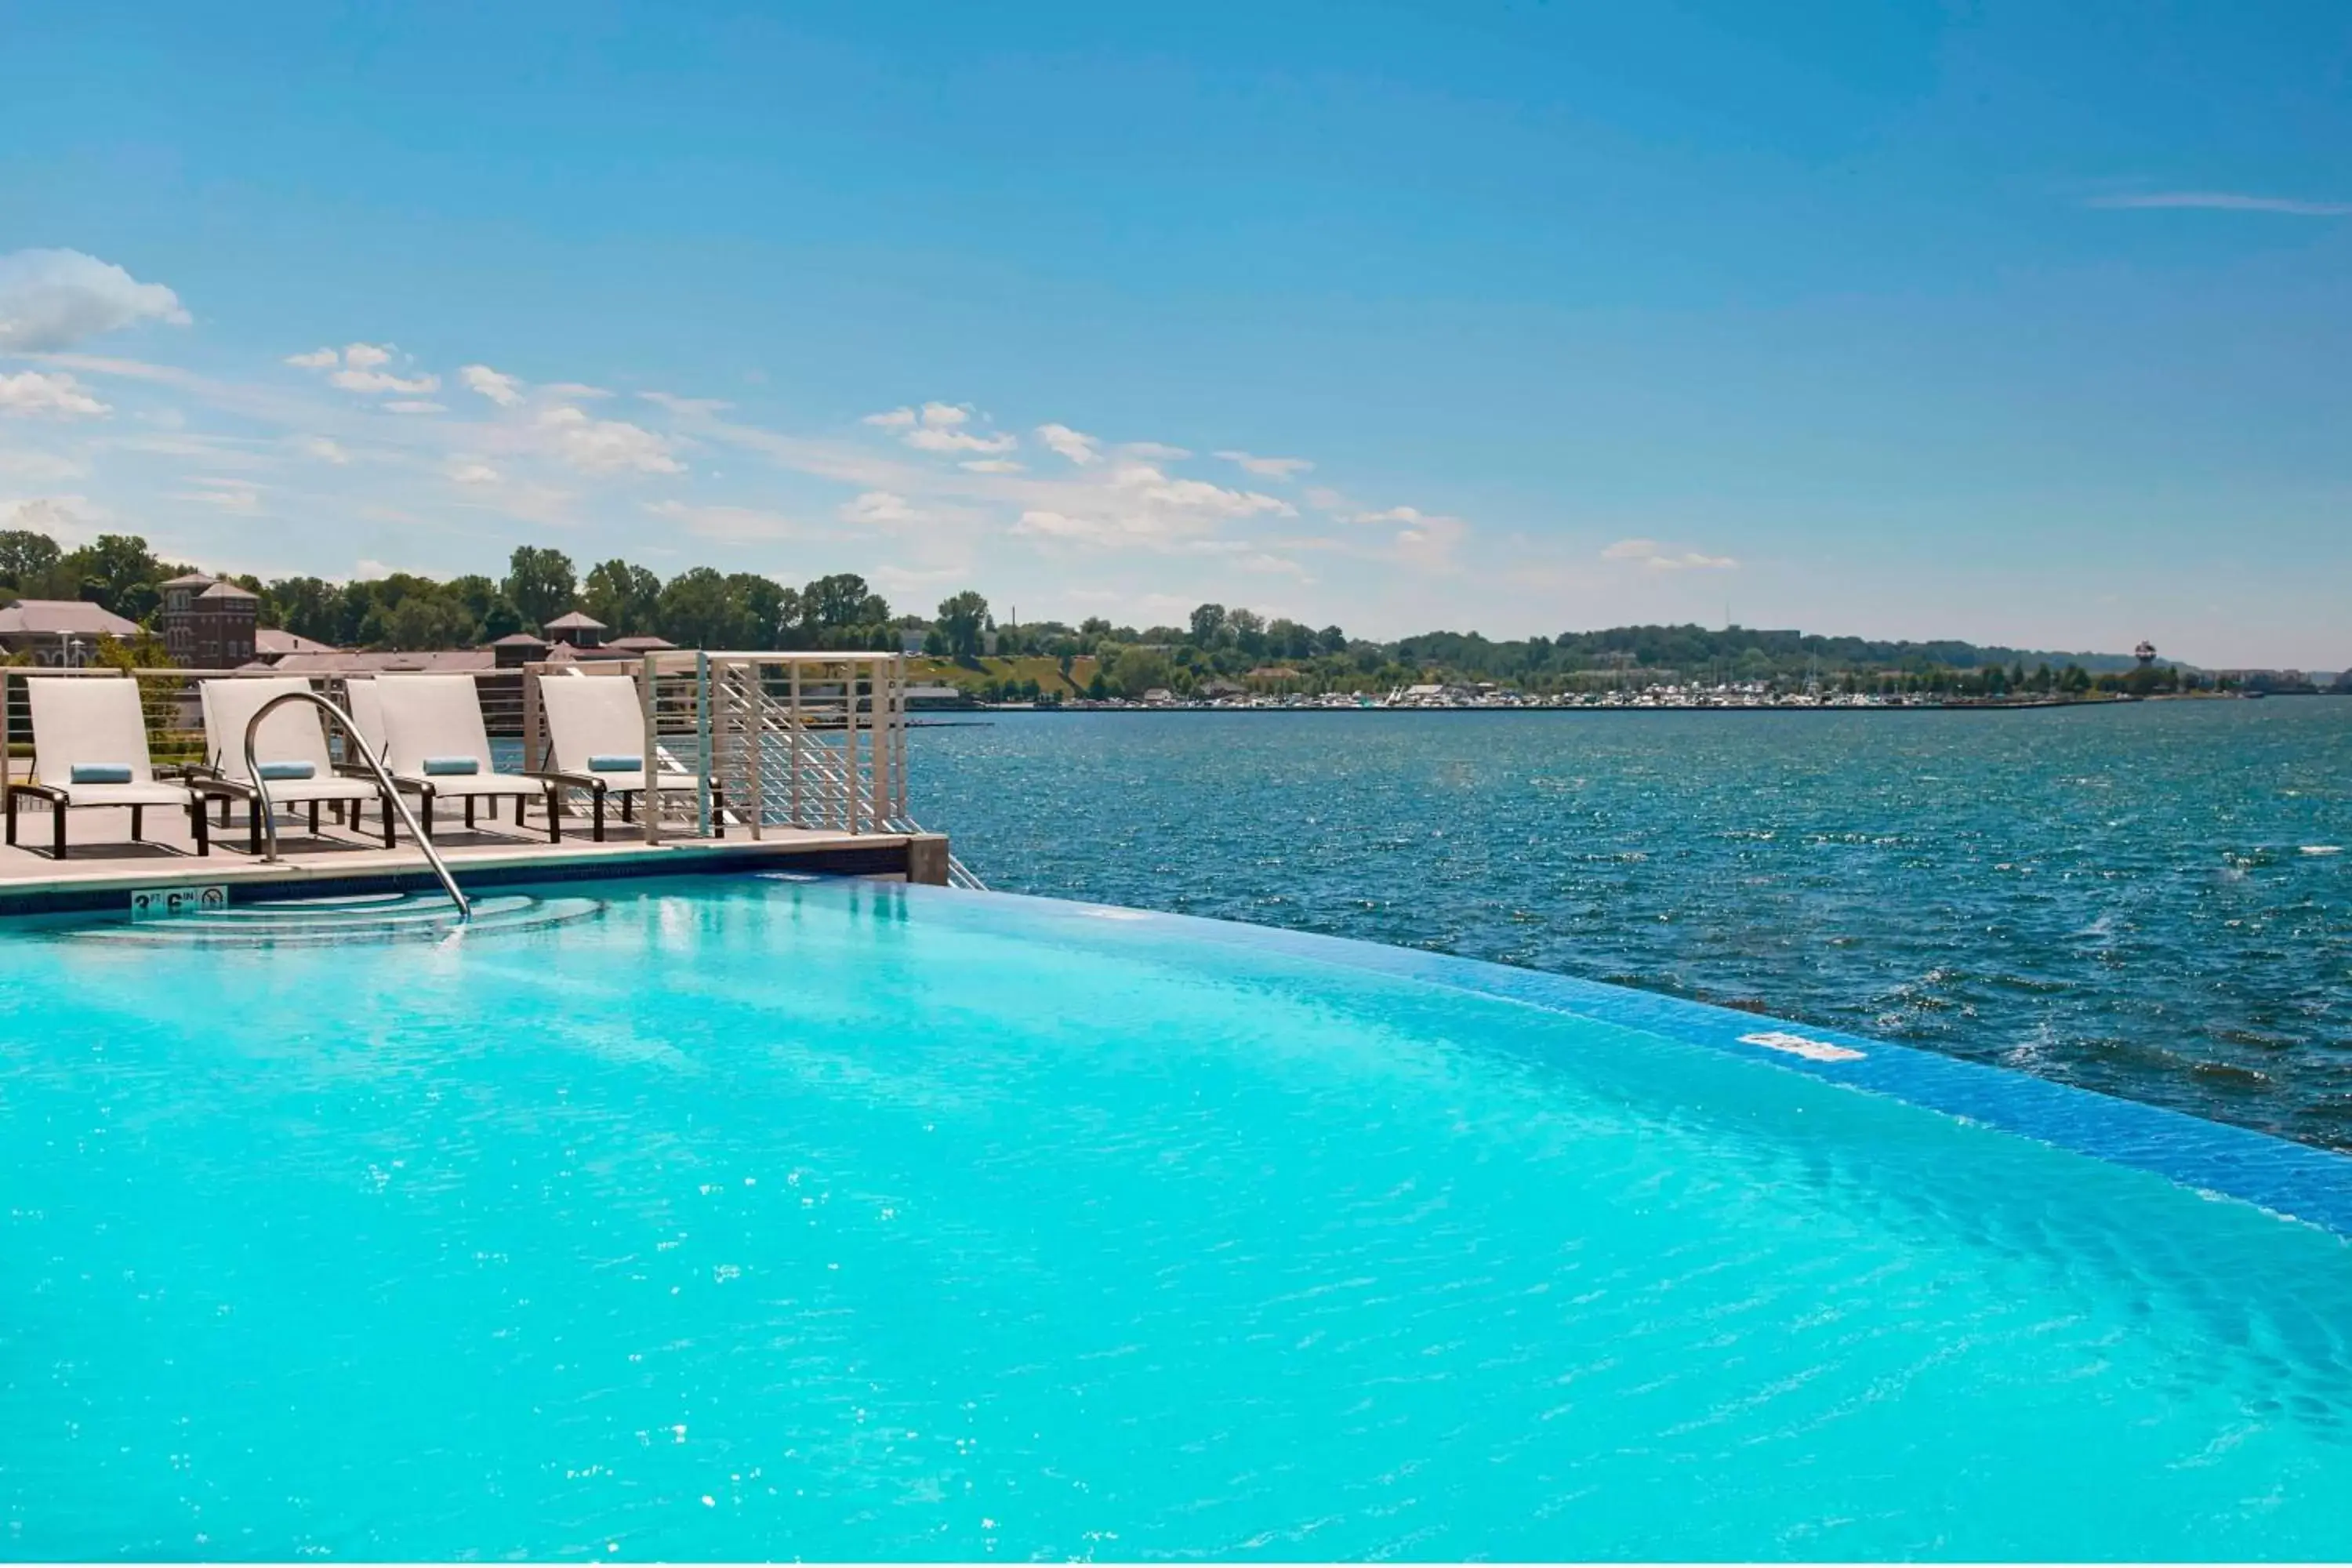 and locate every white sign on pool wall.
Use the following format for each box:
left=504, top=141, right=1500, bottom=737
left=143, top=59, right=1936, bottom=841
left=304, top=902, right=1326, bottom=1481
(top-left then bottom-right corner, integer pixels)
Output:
left=129, top=884, right=227, bottom=921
